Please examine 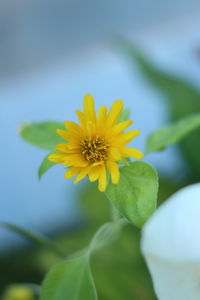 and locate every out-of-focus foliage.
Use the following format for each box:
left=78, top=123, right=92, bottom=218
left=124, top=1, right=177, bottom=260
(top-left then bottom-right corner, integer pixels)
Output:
left=106, top=161, right=158, bottom=228
left=19, top=121, right=65, bottom=178
left=0, top=181, right=162, bottom=299
left=1, top=179, right=180, bottom=300
left=118, top=39, right=200, bottom=179
left=19, top=122, right=64, bottom=150
left=38, top=153, right=56, bottom=179
left=0, top=222, right=65, bottom=257
left=145, top=113, right=200, bottom=153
